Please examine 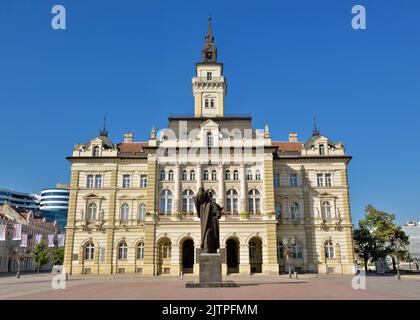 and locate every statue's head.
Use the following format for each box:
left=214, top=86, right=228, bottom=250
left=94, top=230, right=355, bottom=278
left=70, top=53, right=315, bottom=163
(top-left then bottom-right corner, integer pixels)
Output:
left=204, top=190, right=212, bottom=202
